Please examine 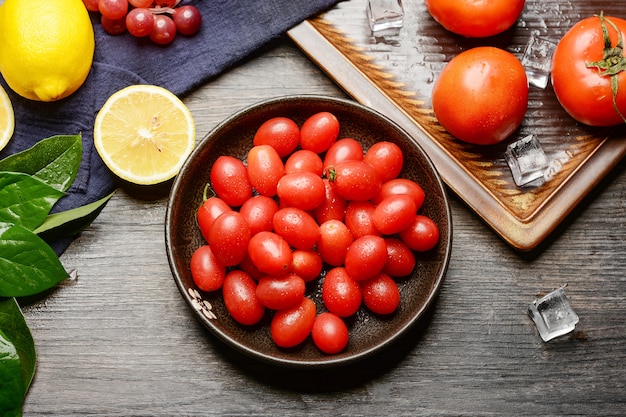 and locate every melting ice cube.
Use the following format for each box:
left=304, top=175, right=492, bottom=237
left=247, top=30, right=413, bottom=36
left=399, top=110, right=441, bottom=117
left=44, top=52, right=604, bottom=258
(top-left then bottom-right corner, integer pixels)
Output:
left=528, top=286, right=579, bottom=342
left=521, top=35, right=558, bottom=89
left=505, top=135, right=549, bottom=187
left=367, top=0, right=404, bottom=32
